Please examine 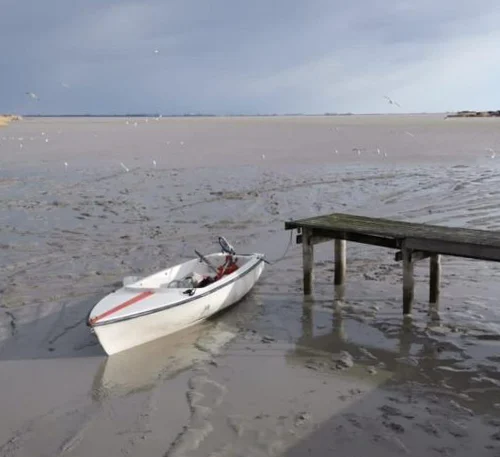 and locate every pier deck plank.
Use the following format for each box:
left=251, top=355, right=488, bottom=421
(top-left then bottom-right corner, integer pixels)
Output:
left=285, top=213, right=500, bottom=262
